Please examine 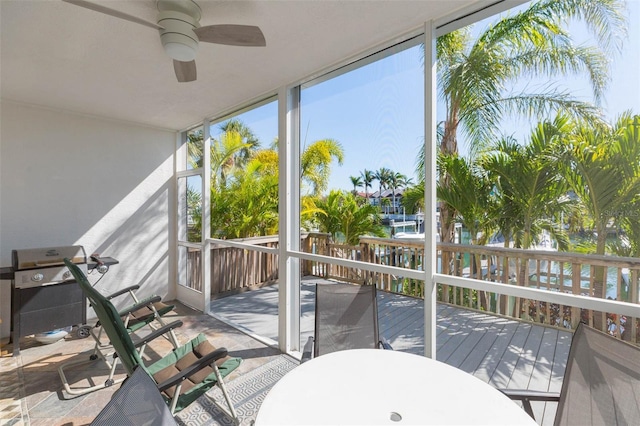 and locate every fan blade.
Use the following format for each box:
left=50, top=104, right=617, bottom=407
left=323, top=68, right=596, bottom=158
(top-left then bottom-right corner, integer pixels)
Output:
left=174, top=60, right=197, bottom=82
left=62, top=0, right=163, bottom=31
left=194, top=25, right=266, bottom=47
